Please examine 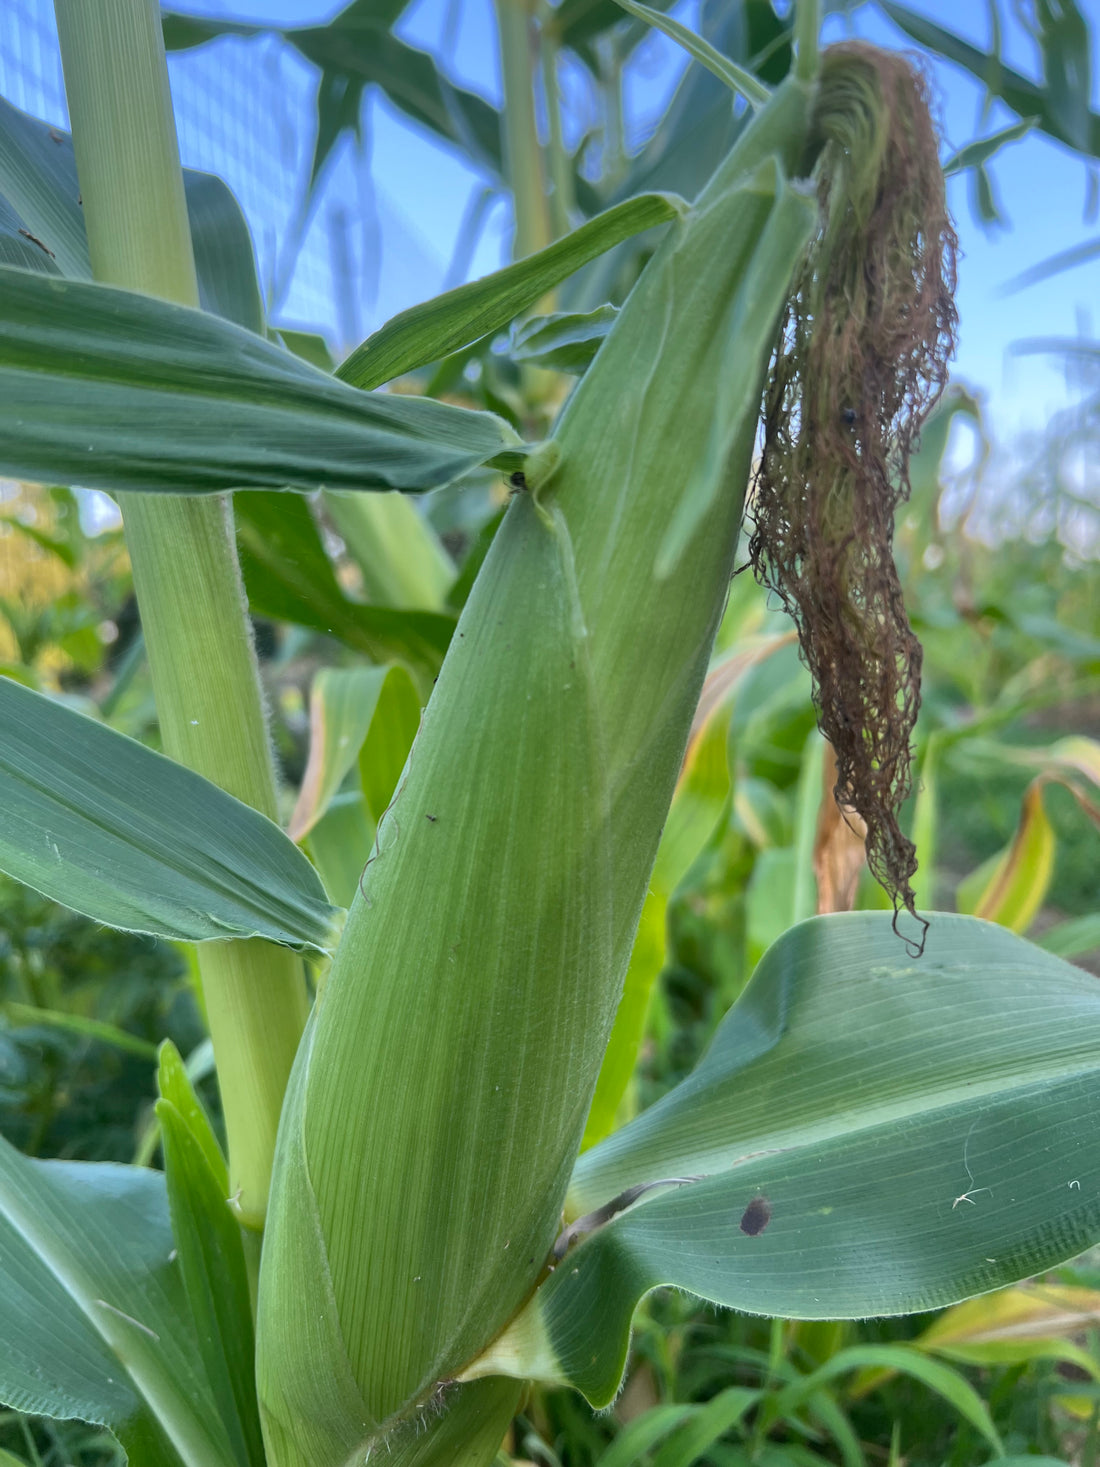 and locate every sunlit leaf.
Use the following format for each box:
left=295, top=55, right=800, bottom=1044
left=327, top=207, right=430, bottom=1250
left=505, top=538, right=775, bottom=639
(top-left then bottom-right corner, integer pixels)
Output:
left=338, top=193, right=685, bottom=390
left=956, top=780, right=1055, bottom=932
